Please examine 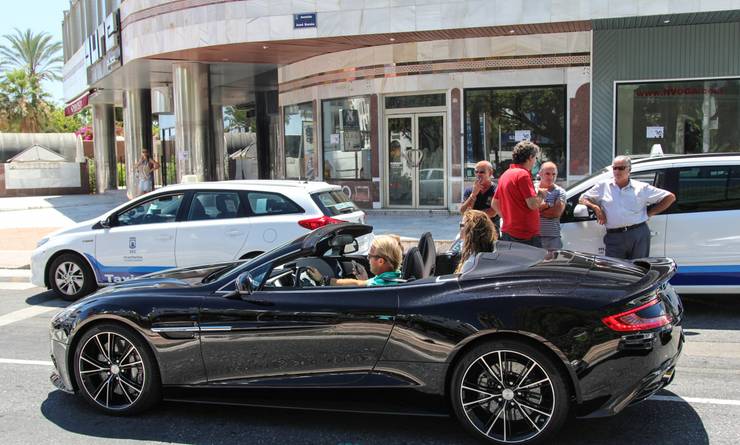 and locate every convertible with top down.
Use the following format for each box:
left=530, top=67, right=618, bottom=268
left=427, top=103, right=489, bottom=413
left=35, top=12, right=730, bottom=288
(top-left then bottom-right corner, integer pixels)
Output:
left=49, top=223, right=684, bottom=444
